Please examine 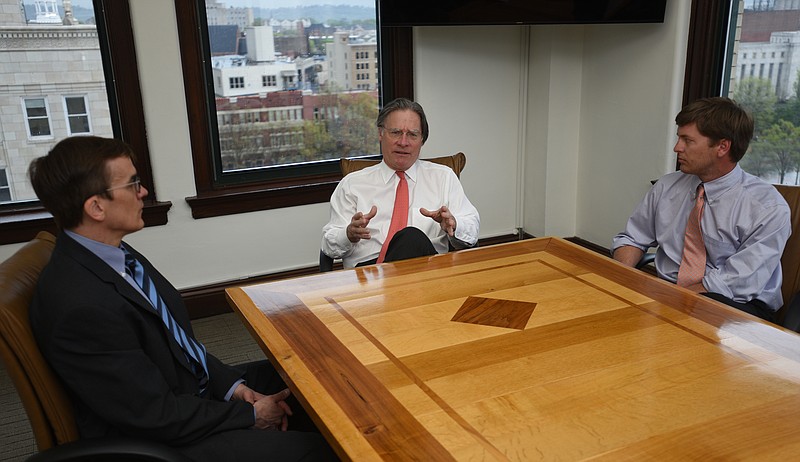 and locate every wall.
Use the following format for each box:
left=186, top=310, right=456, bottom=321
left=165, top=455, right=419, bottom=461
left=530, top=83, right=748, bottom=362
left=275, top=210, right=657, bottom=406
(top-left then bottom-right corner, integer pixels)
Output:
left=414, top=25, right=523, bottom=239
left=415, top=0, right=691, bottom=247
left=0, top=0, right=692, bottom=291
left=576, top=0, right=691, bottom=246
